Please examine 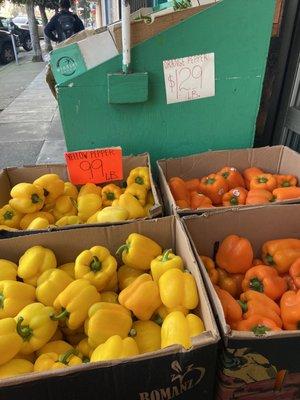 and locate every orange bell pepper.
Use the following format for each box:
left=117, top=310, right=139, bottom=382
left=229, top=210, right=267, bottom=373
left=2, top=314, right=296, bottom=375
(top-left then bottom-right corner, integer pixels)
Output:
left=190, top=192, right=213, bottom=210
left=242, top=265, right=287, bottom=300
left=199, top=174, right=228, bottom=205
left=234, top=315, right=281, bottom=334
left=185, top=179, right=200, bottom=192
left=273, top=187, right=300, bottom=201
left=175, top=200, right=190, bottom=209
left=250, top=174, right=277, bottom=192
left=168, top=177, right=190, bottom=205
left=216, top=234, right=253, bottom=274
left=275, top=174, right=297, bottom=188
left=280, top=290, right=300, bottom=330
left=200, top=256, right=219, bottom=284
left=217, top=268, right=243, bottom=298
left=243, top=167, right=264, bottom=190
left=214, top=285, right=242, bottom=327
left=289, top=258, right=300, bottom=289
left=245, top=189, right=275, bottom=205
left=262, top=238, right=300, bottom=274
left=217, top=167, right=245, bottom=190
left=222, top=187, right=248, bottom=207
left=239, top=290, right=282, bottom=328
